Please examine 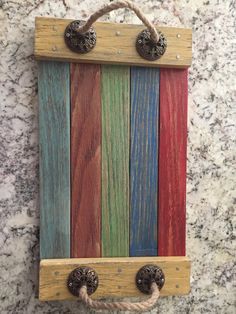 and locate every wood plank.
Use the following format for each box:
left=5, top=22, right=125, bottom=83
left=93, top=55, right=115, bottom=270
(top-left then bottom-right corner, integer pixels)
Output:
left=71, top=63, right=101, bottom=258
left=38, top=61, right=70, bottom=258
left=130, top=67, right=159, bottom=256
left=35, top=17, right=192, bottom=68
left=101, top=65, right=130, bottom=257
left=158, top=69, right=188, bottom=256
left=39, top=256, right=191, bottom=300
